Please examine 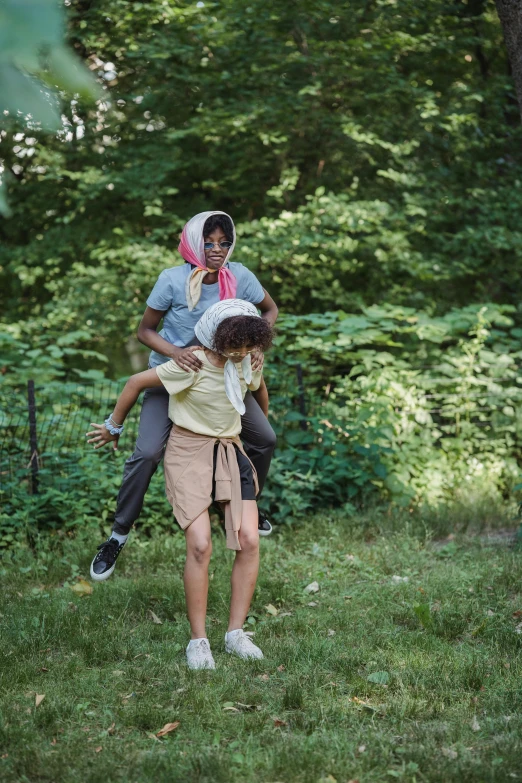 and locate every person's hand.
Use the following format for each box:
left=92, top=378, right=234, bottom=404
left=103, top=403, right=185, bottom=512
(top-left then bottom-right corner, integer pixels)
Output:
left=251, top=349, right=264, bottom=372
left=86, top=423, right=120, bottom=451
left=172, top=345, right=203, bottom=372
